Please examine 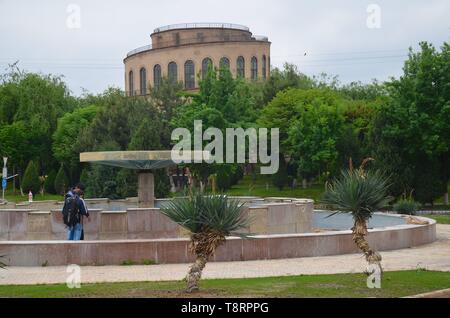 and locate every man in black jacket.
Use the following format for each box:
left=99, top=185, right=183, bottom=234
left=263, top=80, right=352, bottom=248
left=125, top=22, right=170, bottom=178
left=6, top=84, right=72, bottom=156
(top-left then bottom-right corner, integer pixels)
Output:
left=63, top=183, right=89, bottom=241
